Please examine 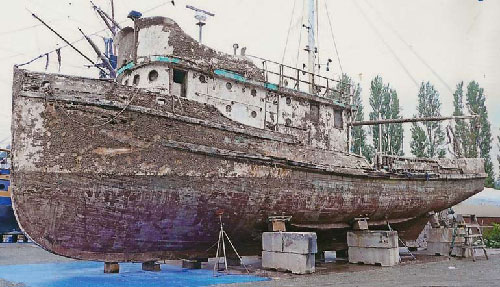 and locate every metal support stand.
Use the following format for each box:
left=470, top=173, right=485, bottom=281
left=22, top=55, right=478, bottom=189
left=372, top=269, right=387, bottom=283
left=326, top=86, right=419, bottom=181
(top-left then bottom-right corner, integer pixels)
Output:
left=213, top=212, right=249, bottom=276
